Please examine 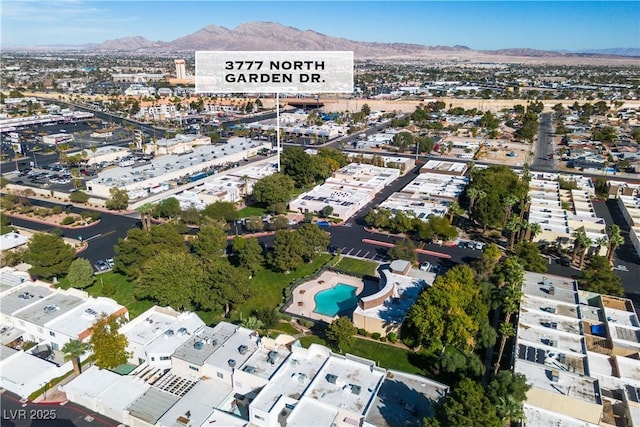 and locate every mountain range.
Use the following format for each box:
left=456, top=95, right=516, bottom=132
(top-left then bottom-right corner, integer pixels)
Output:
left=6, top=22, right=640, bottom=60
